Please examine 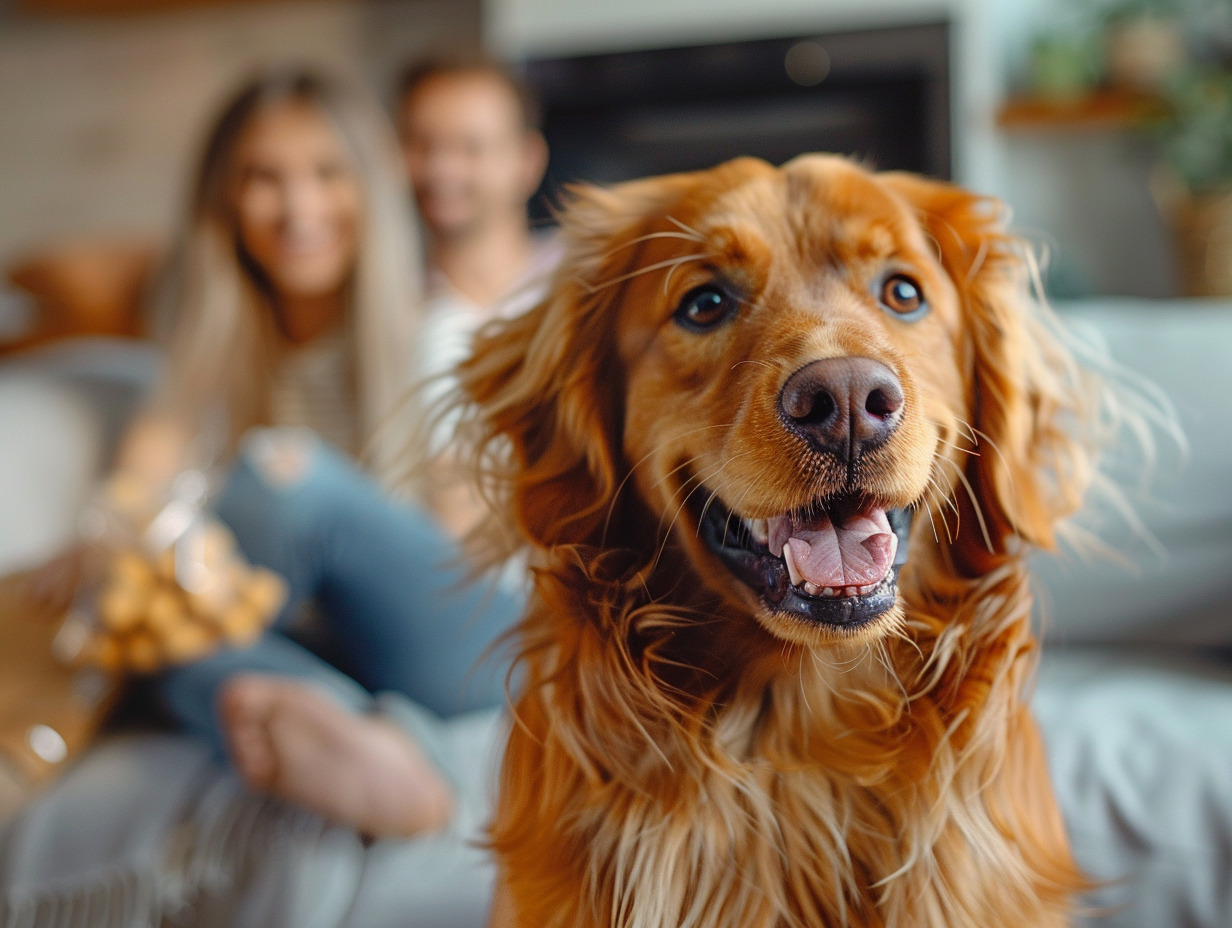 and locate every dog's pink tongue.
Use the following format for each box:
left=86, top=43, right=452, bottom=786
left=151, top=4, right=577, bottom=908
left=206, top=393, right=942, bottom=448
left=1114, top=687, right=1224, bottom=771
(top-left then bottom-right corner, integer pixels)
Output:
left=769, top=507, right=897, bottom=588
